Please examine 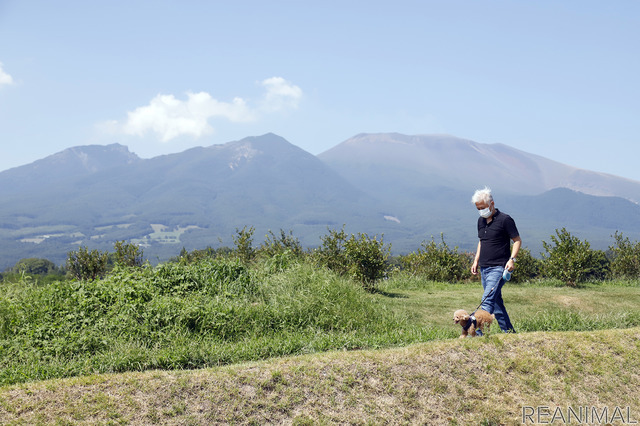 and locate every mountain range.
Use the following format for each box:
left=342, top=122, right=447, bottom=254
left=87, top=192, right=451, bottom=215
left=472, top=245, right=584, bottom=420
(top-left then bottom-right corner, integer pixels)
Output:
left=2, top=132, right=640, bottom=270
